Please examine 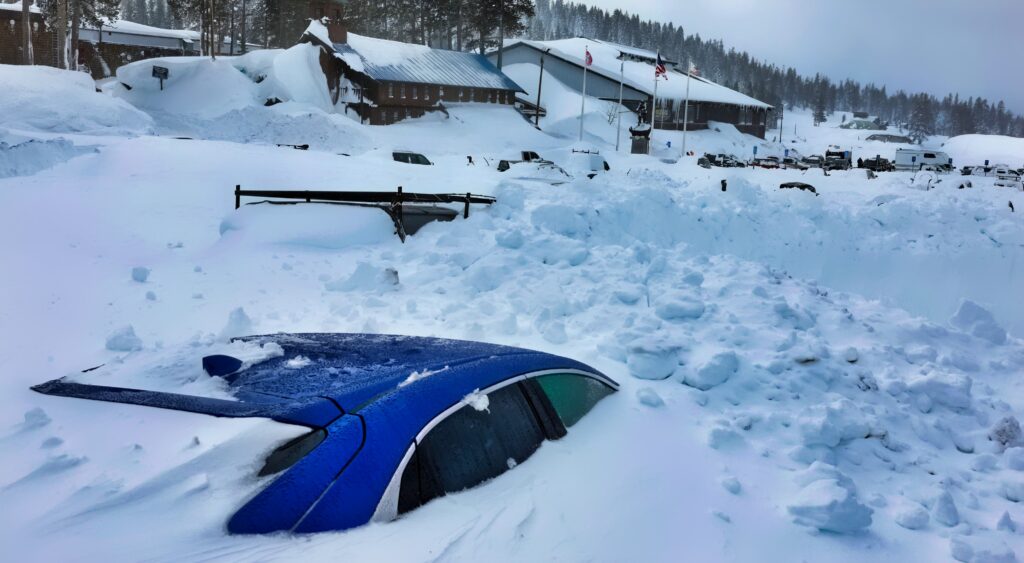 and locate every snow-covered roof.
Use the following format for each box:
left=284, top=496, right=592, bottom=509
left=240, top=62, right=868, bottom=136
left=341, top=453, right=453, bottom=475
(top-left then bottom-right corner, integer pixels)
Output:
left=334, top=33, right=524, bottom=92
left=506, top=38, right=771, bottom=109
left=590, top=38, right=677, bottom=65
left=82, top=19, right=196, bottom=41
left=0, top=1, right=42, bottom=14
